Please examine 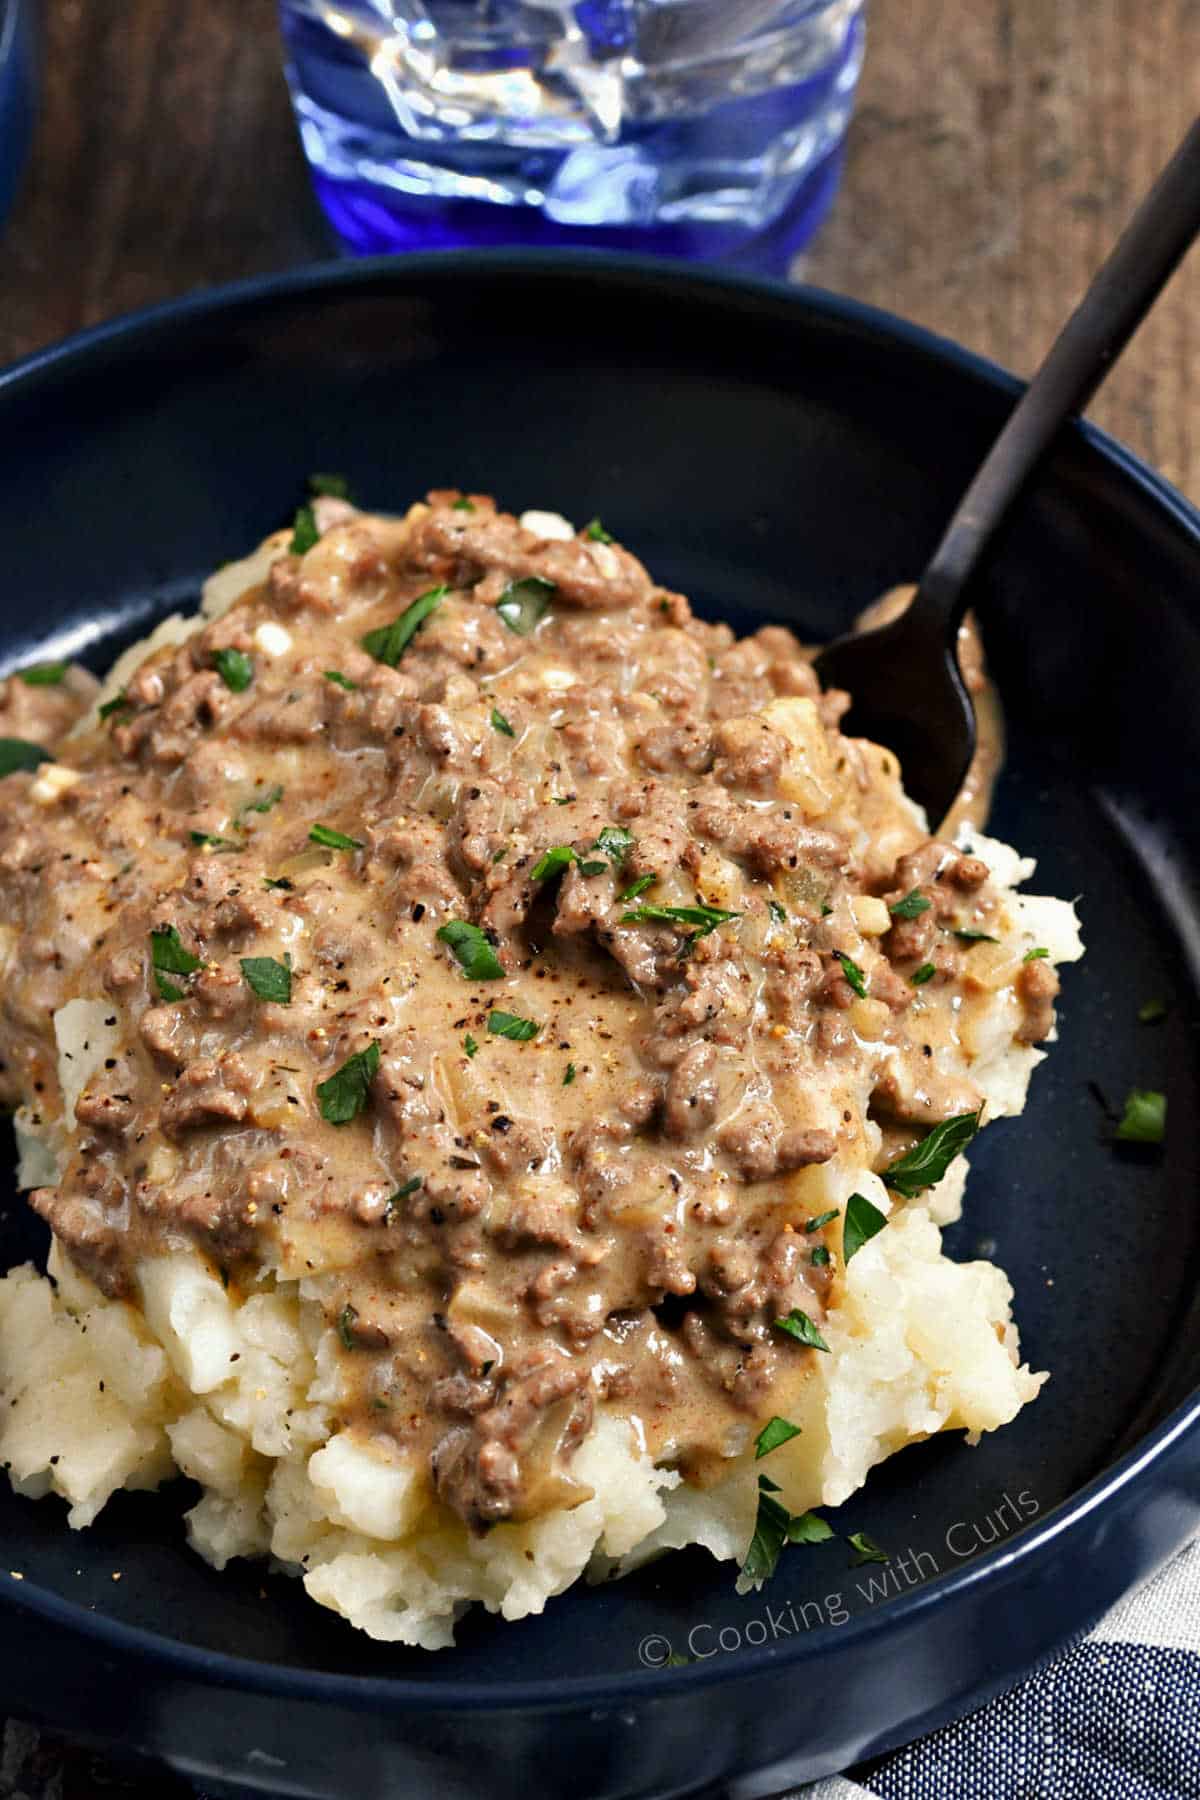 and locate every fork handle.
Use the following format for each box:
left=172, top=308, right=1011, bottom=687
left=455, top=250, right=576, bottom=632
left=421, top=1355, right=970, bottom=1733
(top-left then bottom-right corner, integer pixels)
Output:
left=914, top=113, right=1200, bottom=625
